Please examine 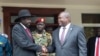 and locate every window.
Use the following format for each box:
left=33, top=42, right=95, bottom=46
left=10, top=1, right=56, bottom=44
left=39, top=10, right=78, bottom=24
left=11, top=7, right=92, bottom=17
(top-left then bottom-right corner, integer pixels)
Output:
left=82, top=14, right=100, bottom=23
left=11, top=16, right=54, bottom=23
left=82, top=13, right=100, bottom=39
